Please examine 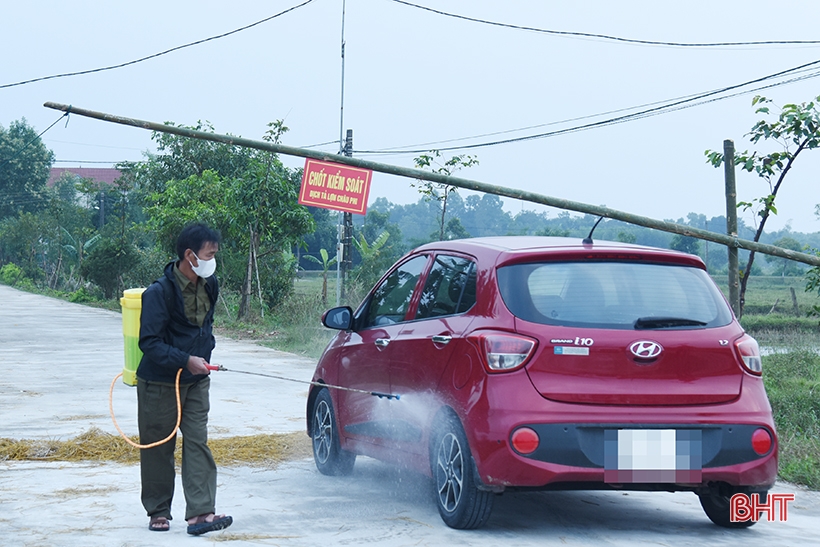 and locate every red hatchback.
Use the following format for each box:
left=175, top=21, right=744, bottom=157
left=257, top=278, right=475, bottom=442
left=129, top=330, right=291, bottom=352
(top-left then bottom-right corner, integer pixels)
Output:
left=307, top=236, right=777, bottom=529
